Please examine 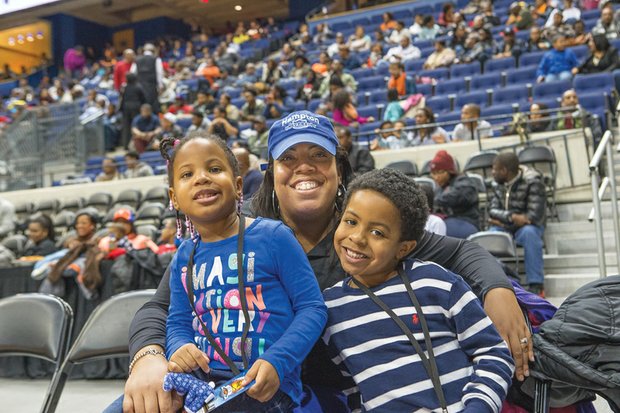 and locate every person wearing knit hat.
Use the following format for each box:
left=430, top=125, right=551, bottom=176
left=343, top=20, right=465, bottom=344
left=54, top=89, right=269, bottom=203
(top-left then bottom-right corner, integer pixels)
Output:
left=430, top=150, right=481, bottom=239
